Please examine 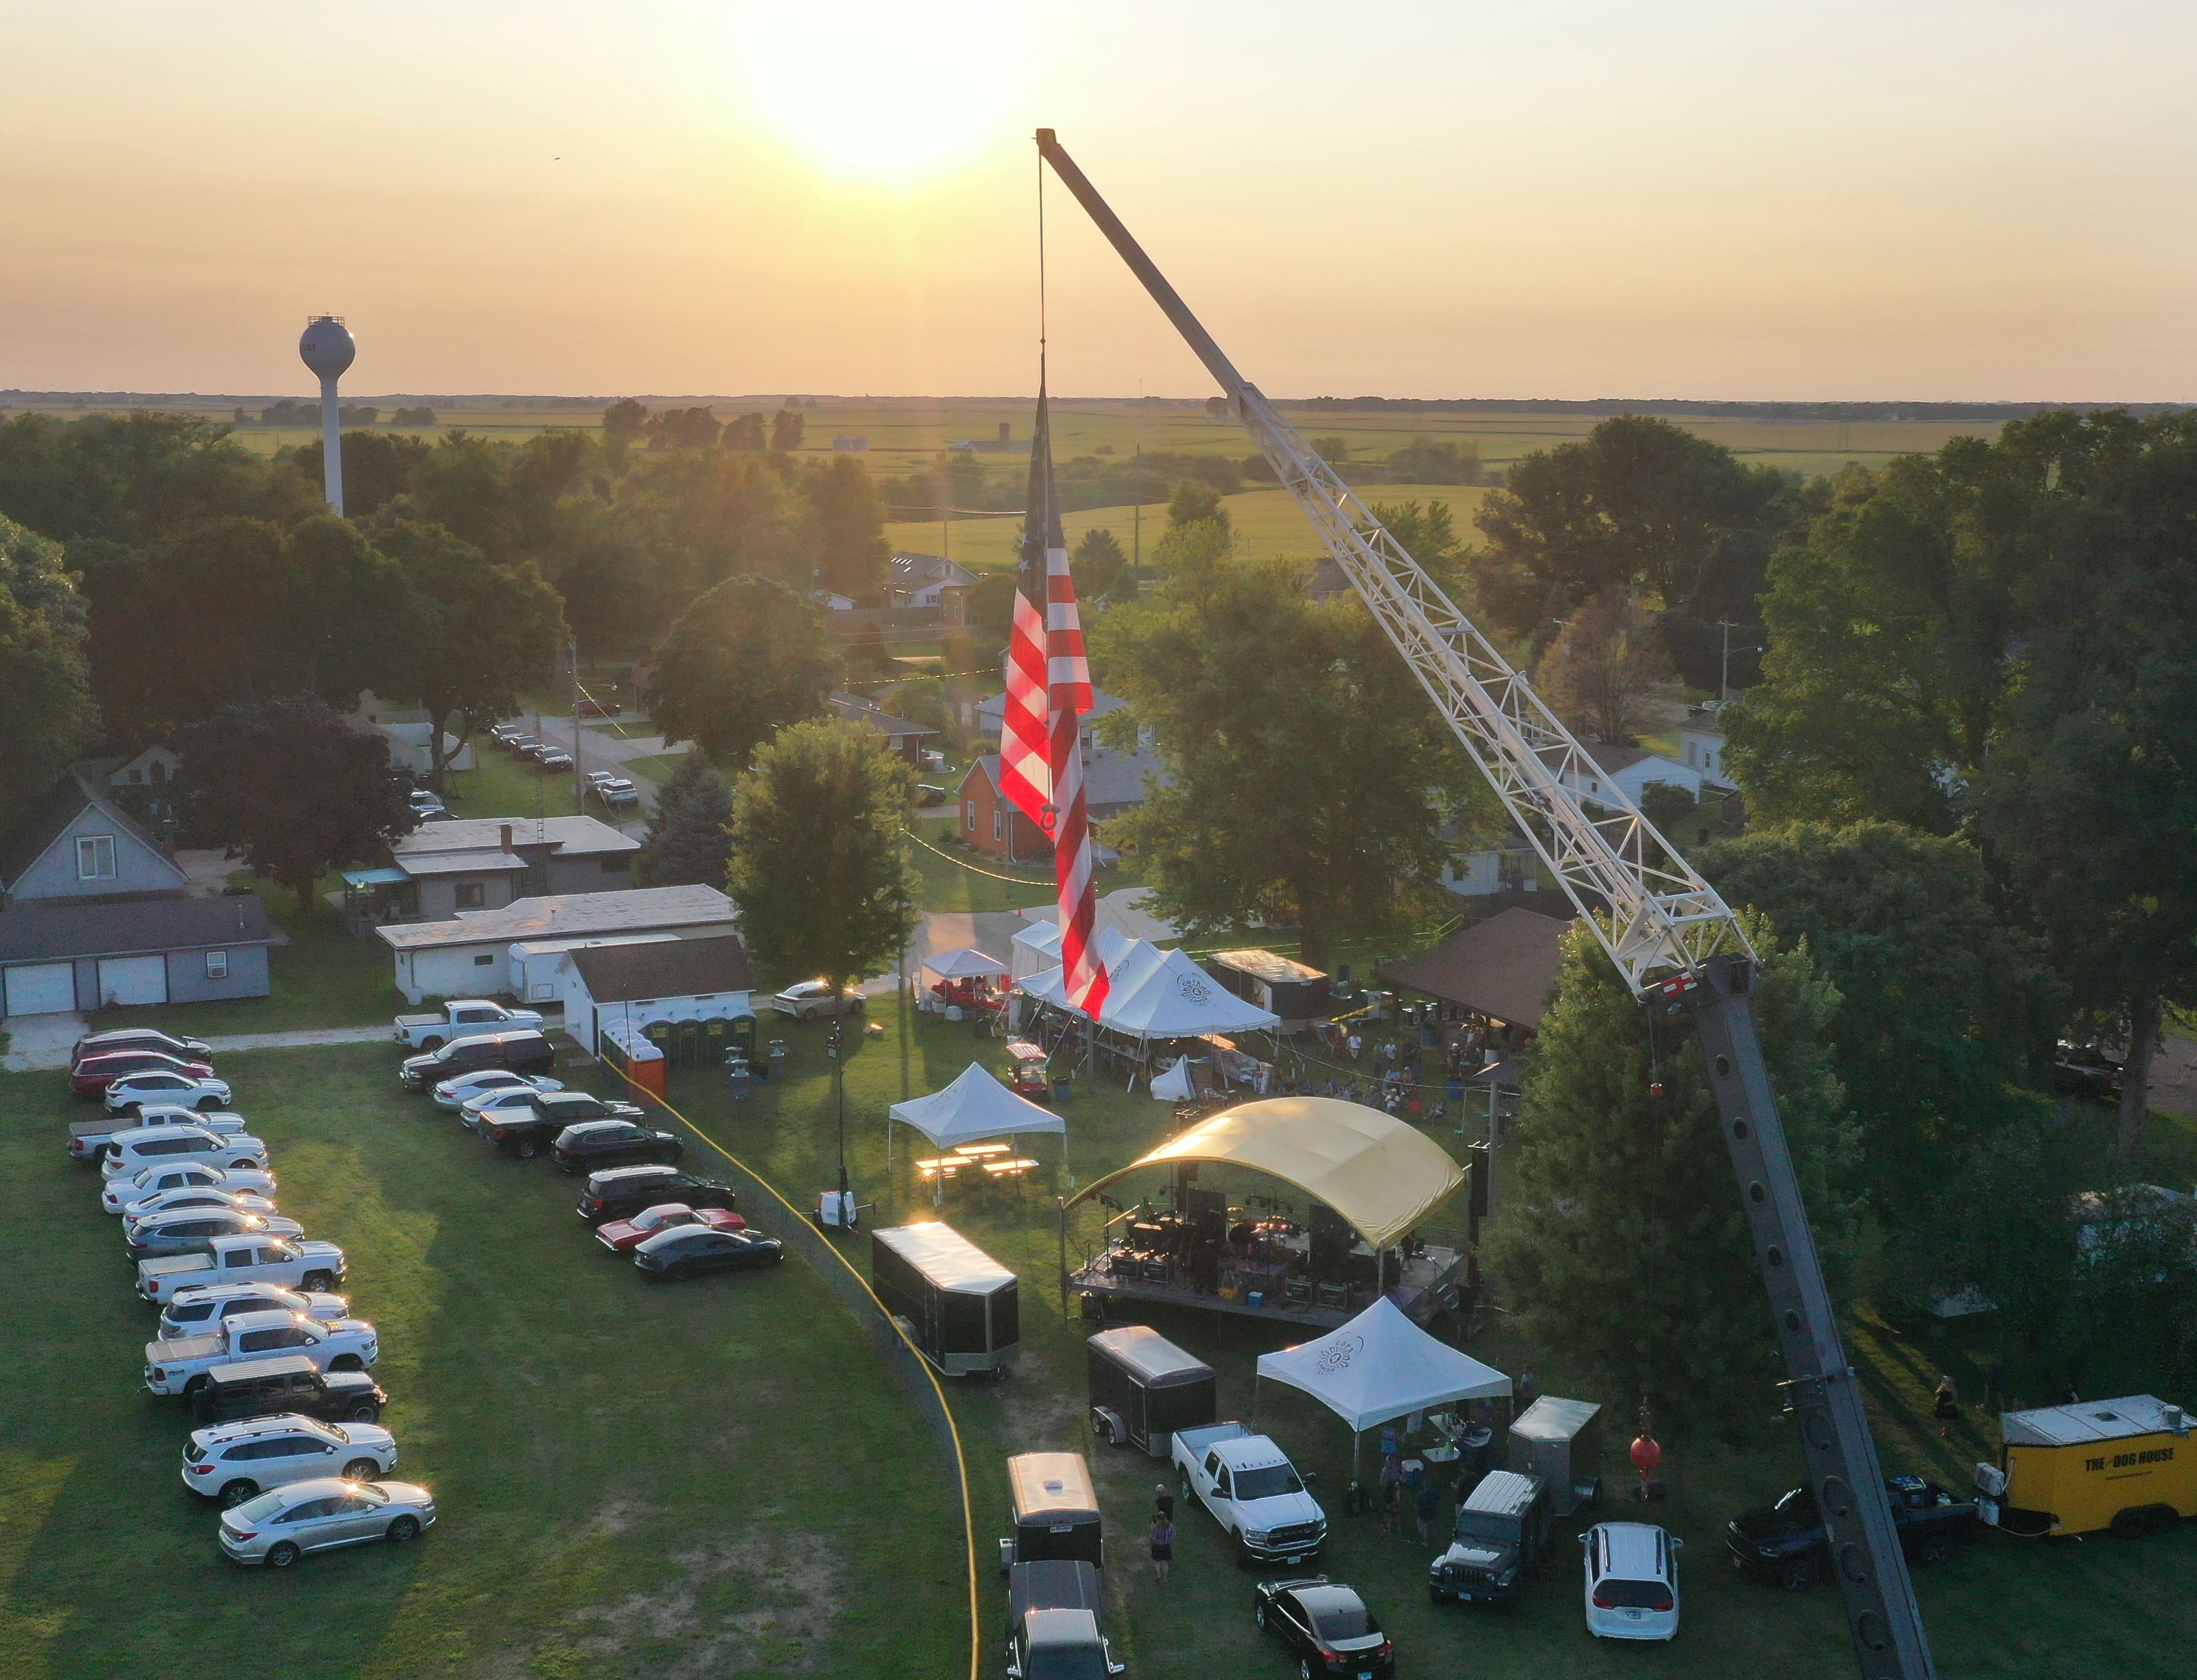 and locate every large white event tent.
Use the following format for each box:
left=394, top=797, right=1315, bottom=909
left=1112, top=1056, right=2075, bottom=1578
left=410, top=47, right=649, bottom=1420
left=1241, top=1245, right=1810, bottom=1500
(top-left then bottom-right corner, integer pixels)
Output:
left=886, top=1061, right=1067, bottom=1177
left=1021, top=931, right=1279, bottom=1062
left=1255, top=1297, right=1512, bottom=1480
